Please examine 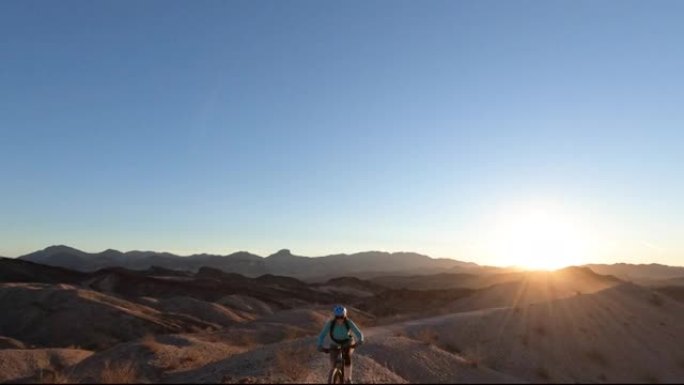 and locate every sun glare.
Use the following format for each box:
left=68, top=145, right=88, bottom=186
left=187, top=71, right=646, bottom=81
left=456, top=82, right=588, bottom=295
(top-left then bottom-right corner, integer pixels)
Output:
left=488, top=203, right=592, bottom=270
